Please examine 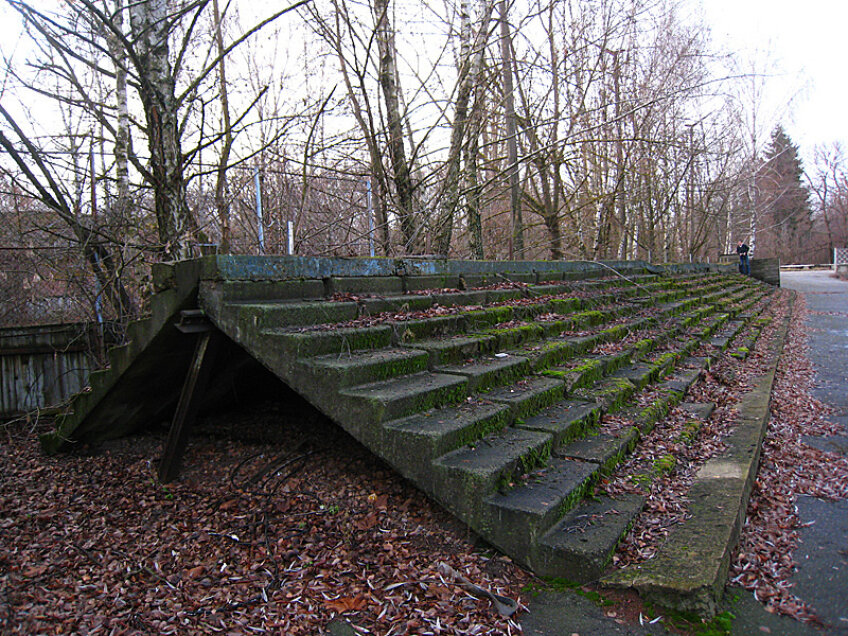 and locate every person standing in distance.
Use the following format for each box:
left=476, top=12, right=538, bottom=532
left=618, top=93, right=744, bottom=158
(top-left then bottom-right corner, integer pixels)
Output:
left=736, top=240, right=750, bottom=275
